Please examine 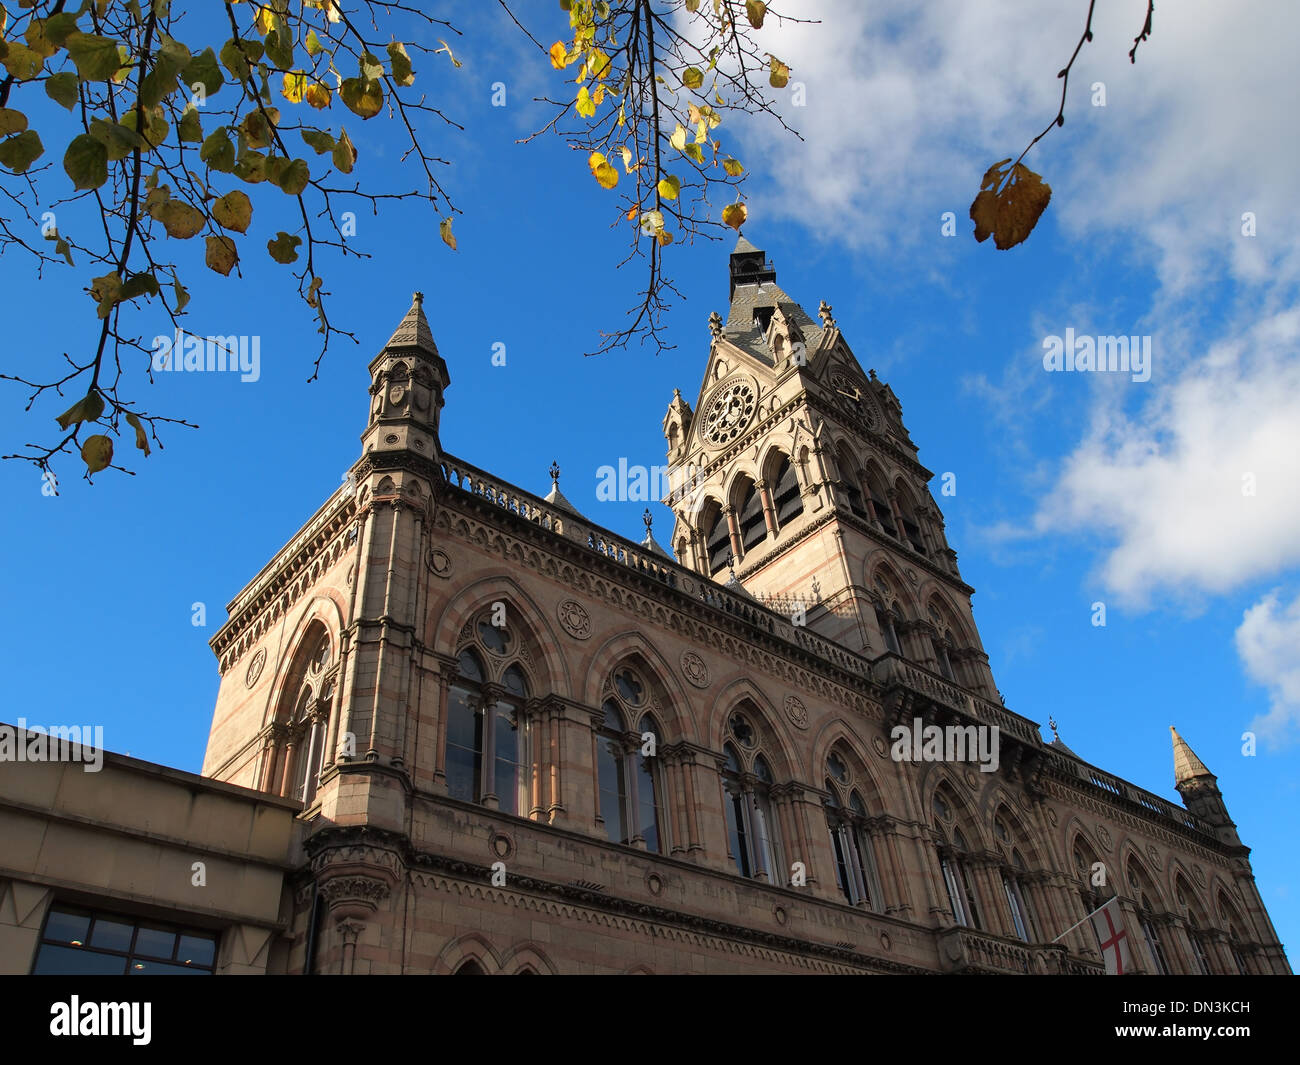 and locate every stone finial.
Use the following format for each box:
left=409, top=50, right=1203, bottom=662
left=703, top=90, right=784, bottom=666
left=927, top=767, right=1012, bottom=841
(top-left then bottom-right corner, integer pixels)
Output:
left=869, top=368, right=878, bottom=381
left=1049, top=716, right=1059, bottom=741
left=549, top=461, right=561, bottom=490
left=413, top=291, right=424, bottom=305
left=643, top=507, right=653, bottom=533
left=817, top=300, right=835, bottom=328
left=708, top=311, right=723, bottom=338
left=726, top=550, right=736, bottom=579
